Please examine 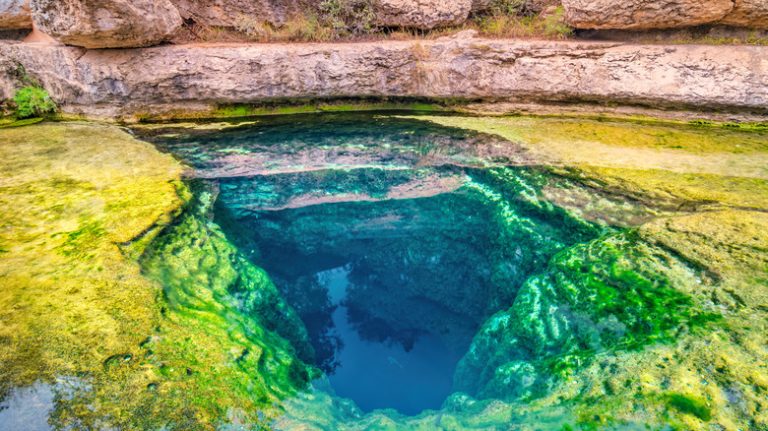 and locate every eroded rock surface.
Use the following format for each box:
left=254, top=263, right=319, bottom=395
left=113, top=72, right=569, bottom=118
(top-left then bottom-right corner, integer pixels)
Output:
left=563, top=0, right=768, bottom=29
left=720, top=0, right=768, bottom=28
left=562, top=0, right=734, bottom=29
left=170, top=0, right=301, bottom=28
left=29, top=0, right=182, bottom=48
left=374, top=0, right=472, bottom=29
left=0, top=36, right=767, bottom=118
left=0, top=0, right=31, bottom=29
